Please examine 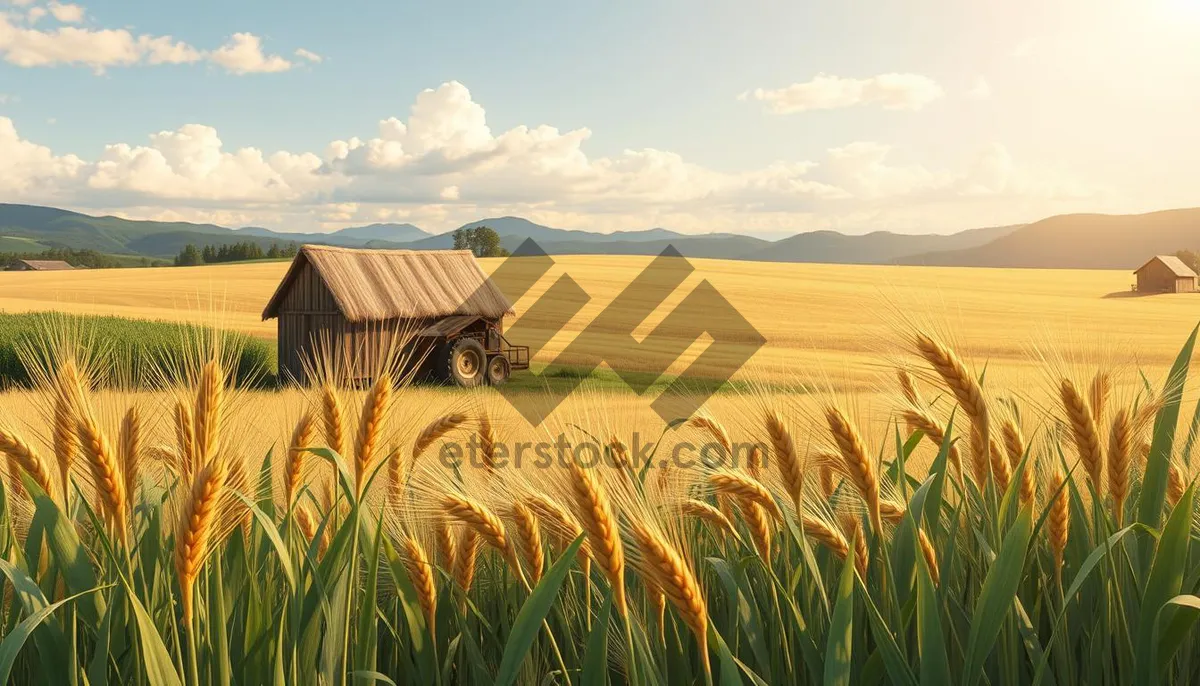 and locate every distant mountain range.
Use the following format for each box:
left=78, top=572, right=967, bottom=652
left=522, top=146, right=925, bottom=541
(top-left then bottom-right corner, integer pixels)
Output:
left=1, top=203, right=1198, bottom=269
